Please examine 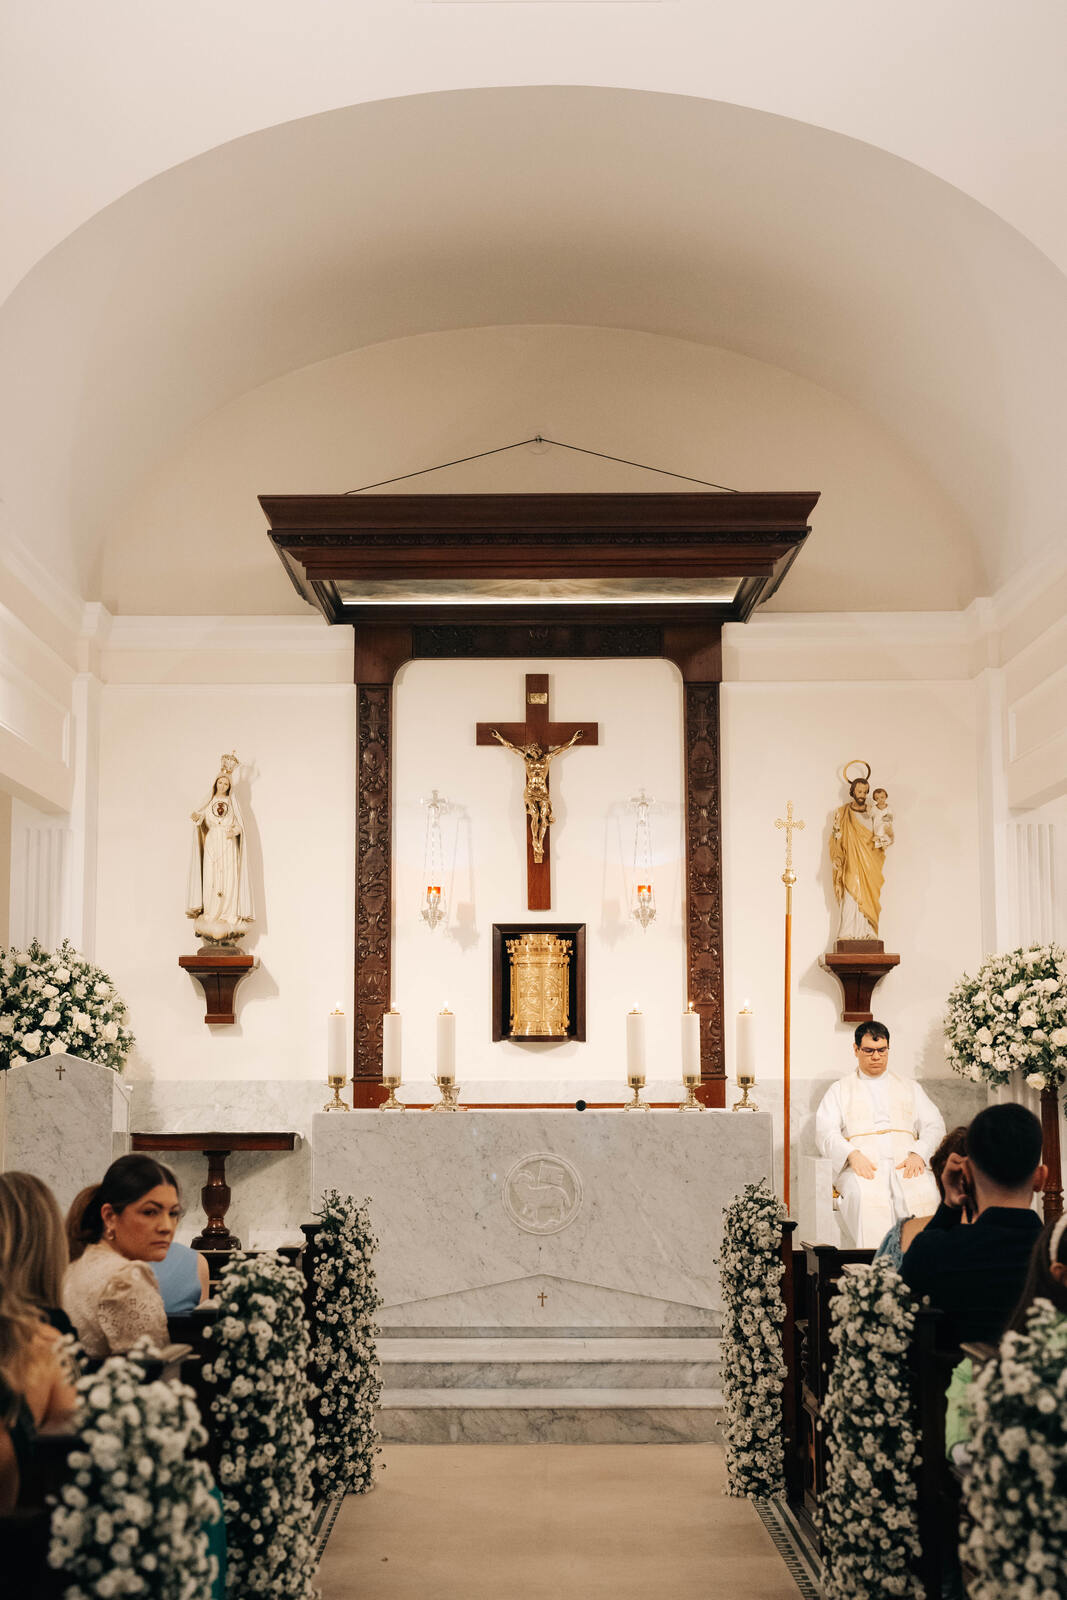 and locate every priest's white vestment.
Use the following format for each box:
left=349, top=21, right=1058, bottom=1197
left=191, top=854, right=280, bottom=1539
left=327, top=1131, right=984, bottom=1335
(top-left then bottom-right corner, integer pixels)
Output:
left=815, top=1069, right=945, bottom=1248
